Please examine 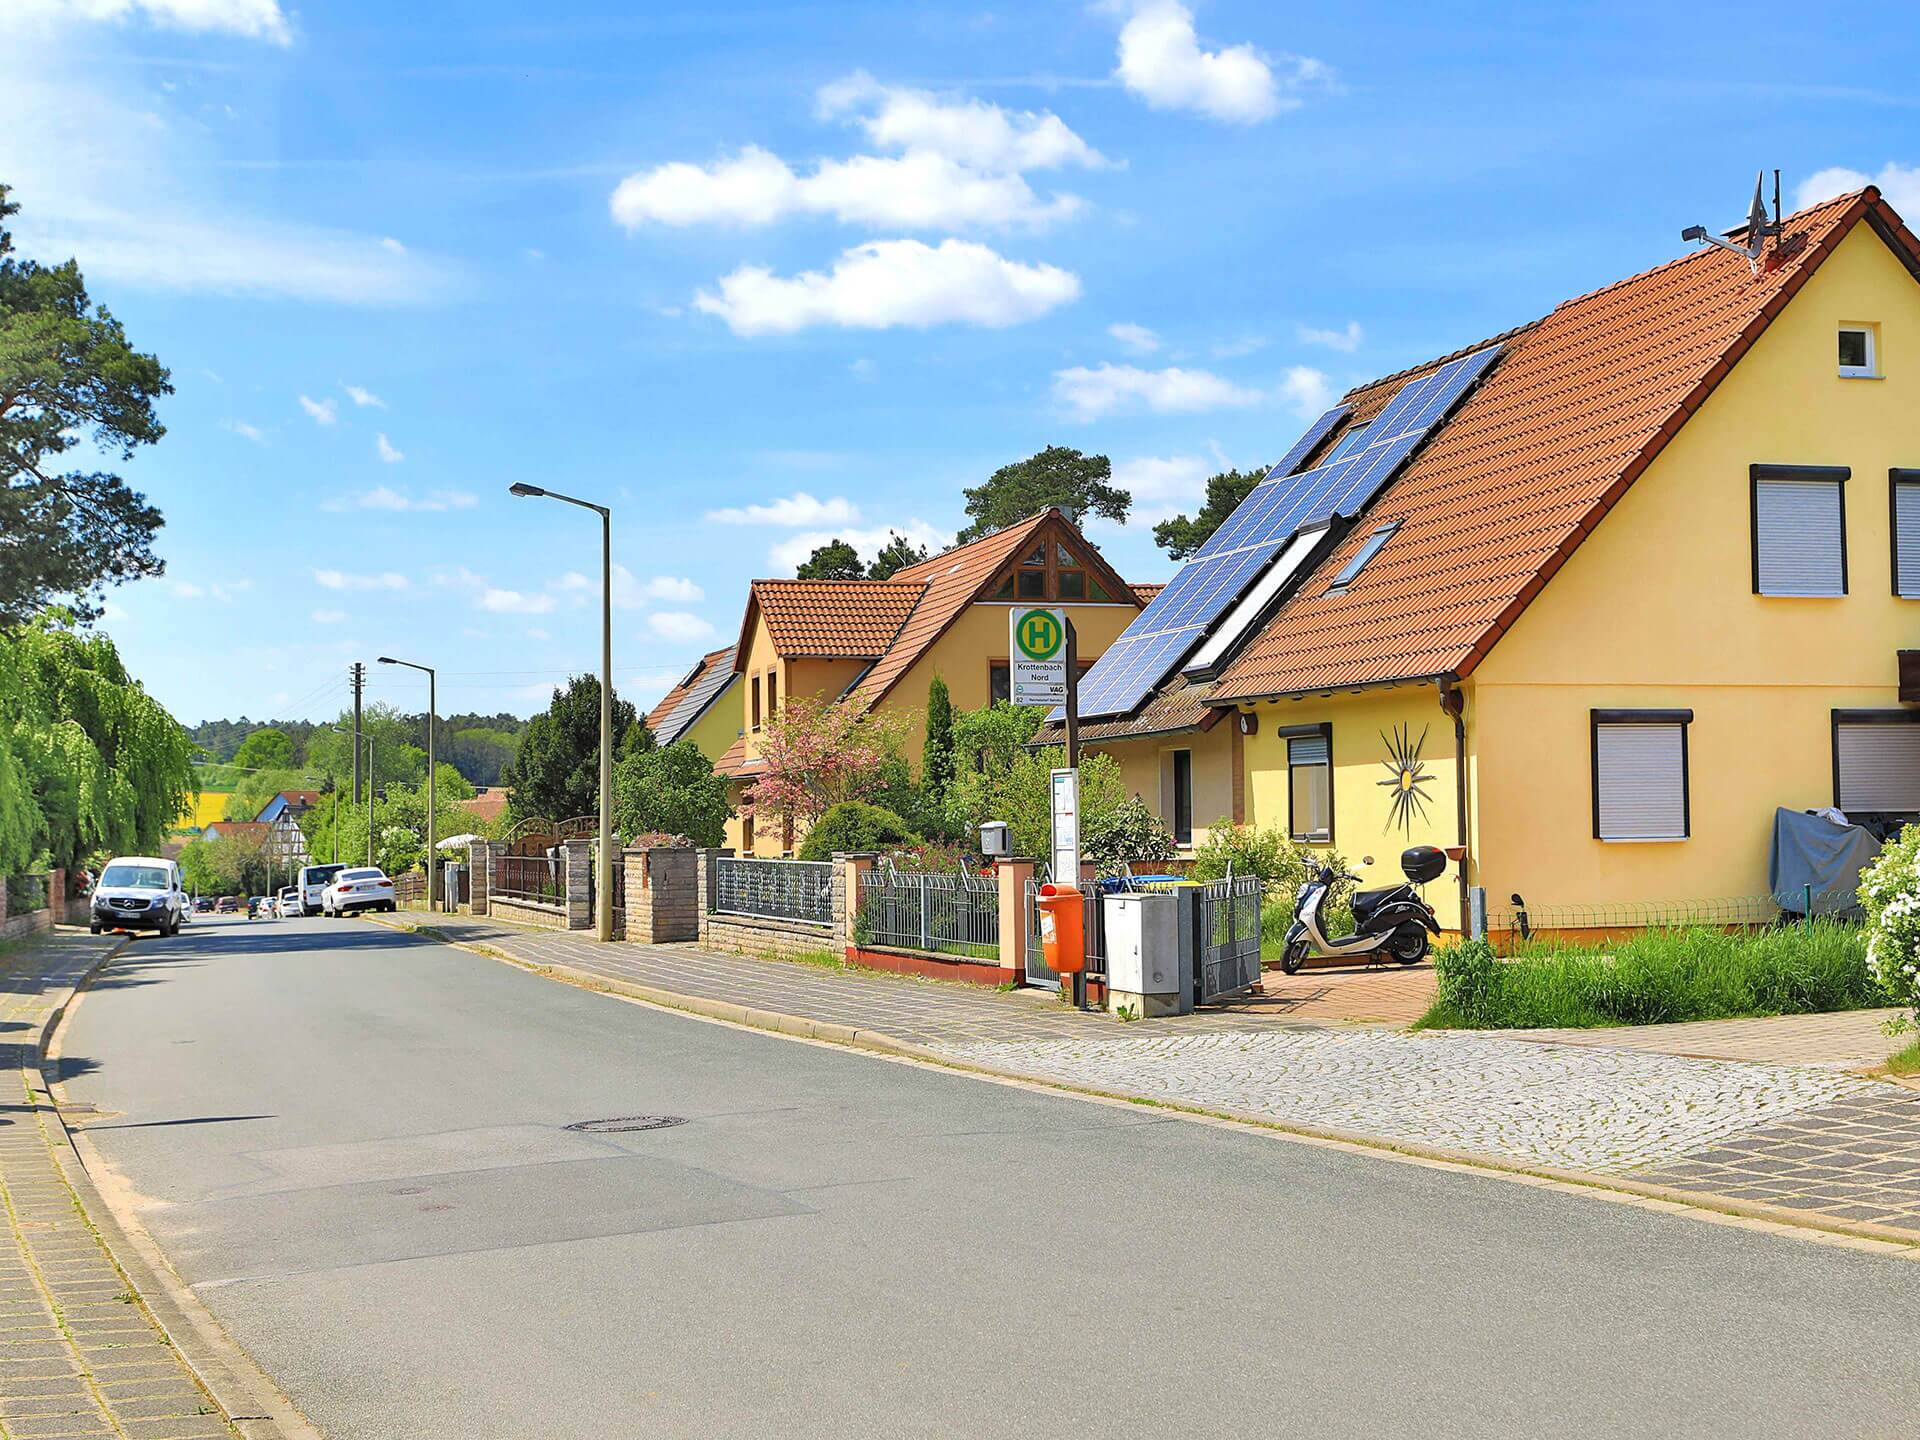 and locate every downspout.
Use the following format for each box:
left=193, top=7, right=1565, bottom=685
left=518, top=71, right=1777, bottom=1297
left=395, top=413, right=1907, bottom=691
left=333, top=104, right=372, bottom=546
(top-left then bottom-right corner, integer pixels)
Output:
left=1438, top=676, right=1470, bottom=934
